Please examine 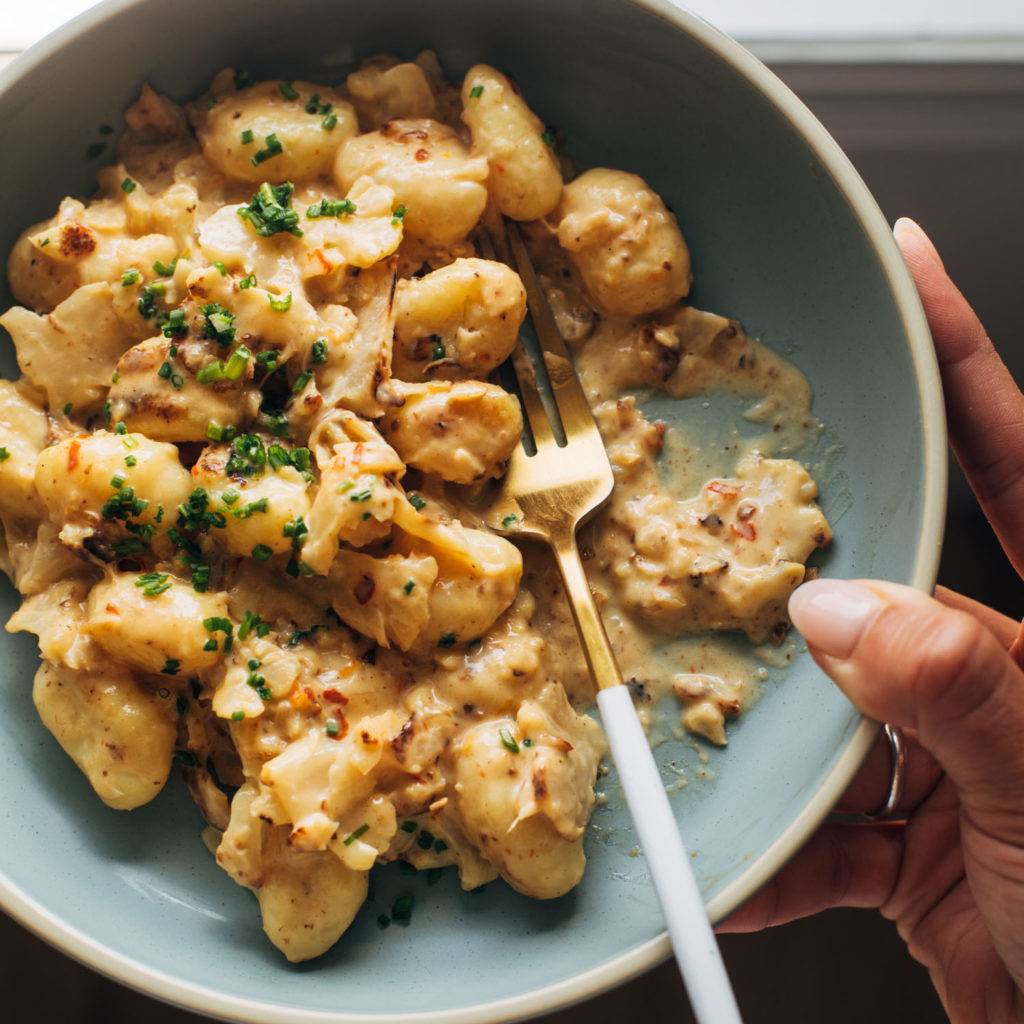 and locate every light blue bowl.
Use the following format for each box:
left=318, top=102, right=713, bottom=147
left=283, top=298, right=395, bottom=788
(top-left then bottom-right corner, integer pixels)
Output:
left=0, top=1, right=945, bottom=1021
